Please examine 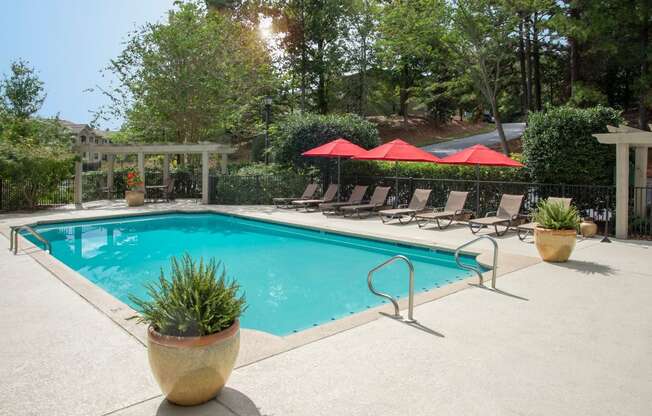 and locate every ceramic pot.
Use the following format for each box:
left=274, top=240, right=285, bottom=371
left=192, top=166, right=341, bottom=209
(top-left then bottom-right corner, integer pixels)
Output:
left=125, top=190, right=144, bottom=207
left=147, top=321, right=240, bottom=406
left=534, top=227, right=577, bottom=262
left=580, top=217, right=598, bottom=238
